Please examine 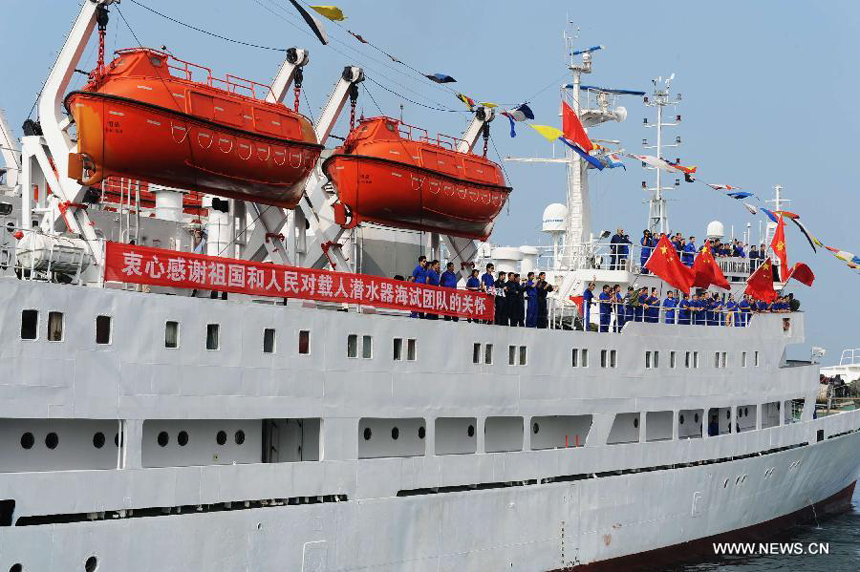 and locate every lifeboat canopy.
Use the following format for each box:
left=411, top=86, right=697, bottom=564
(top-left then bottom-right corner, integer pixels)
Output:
left=66, top=48, right=322, bottom=209
left=323, top=116, right=511, bottom=241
